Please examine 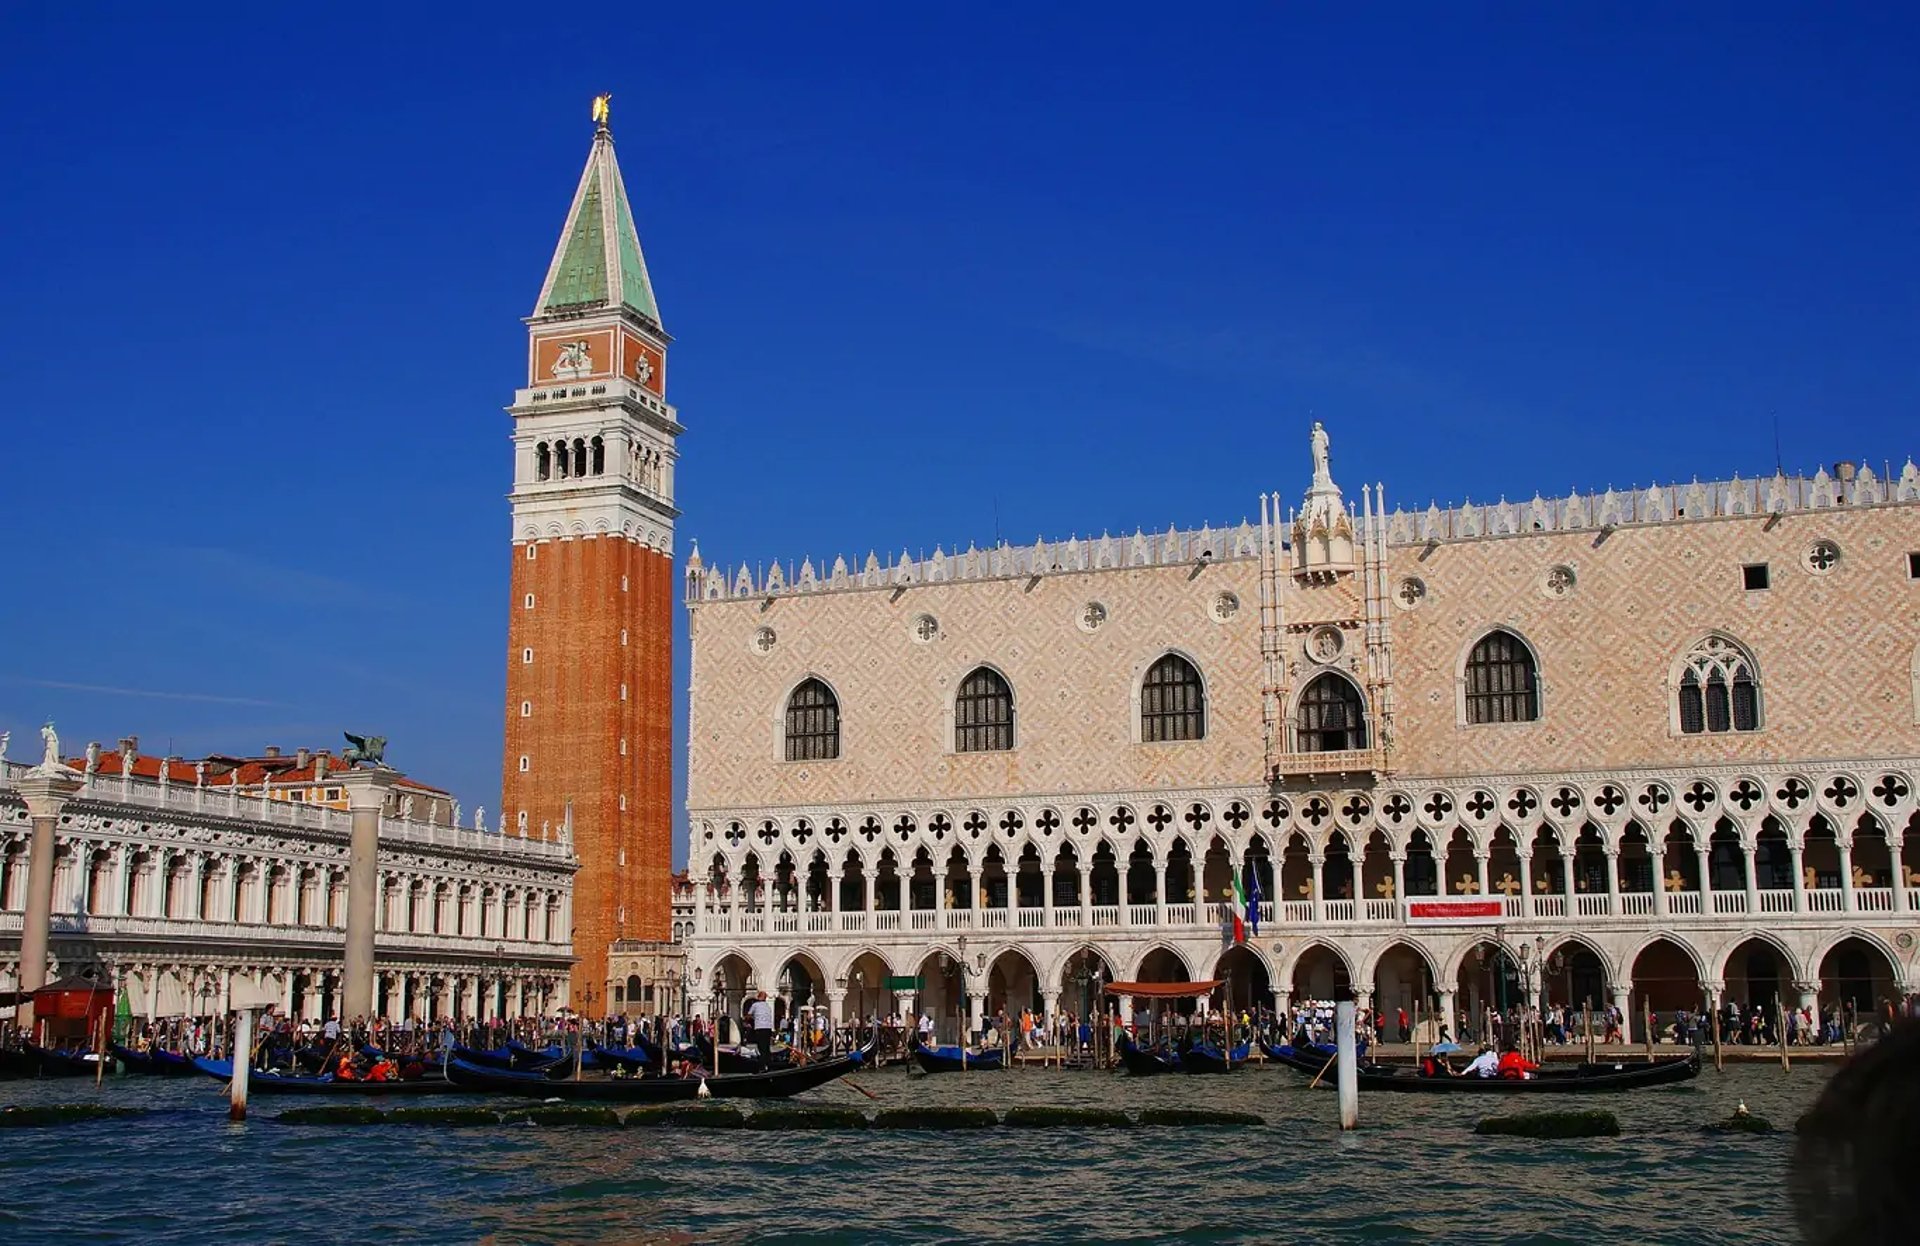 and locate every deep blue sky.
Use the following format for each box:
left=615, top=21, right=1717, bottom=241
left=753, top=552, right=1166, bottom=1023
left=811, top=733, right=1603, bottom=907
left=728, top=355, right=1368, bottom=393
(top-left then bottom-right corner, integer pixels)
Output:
left=3, top=6, right=1916, bottom=861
